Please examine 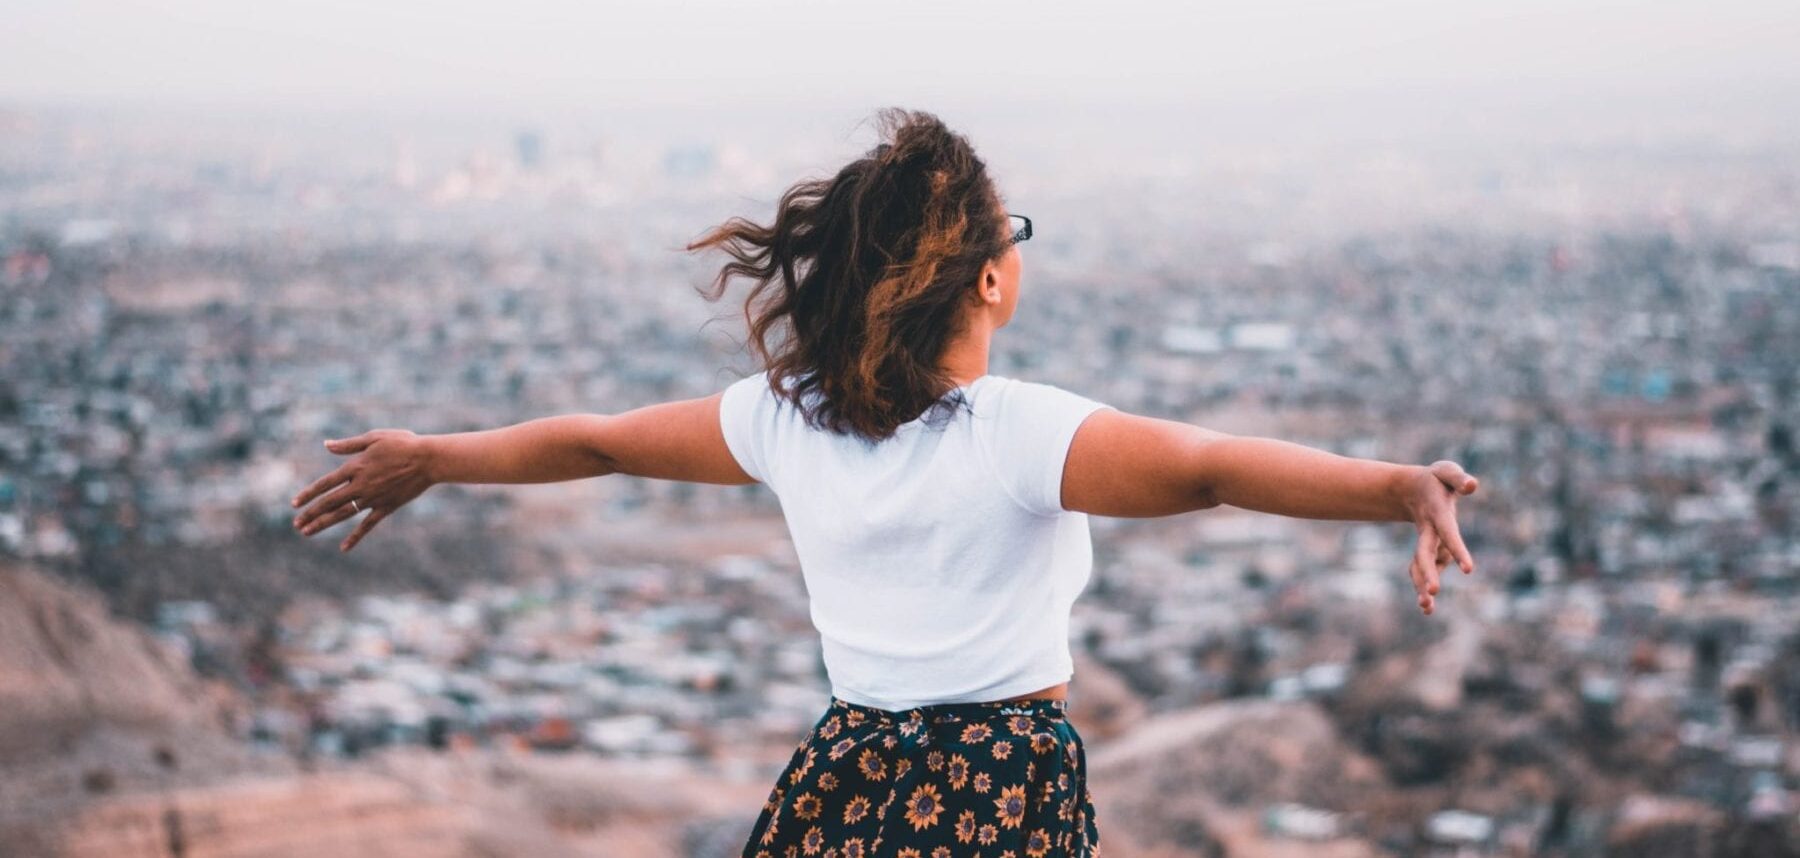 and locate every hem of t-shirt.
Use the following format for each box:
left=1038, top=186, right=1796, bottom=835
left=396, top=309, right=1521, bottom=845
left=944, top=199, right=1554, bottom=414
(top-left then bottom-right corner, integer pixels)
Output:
left=1026, top=402, right=1116, bottom=518
left=718, top=373, right=769, bottom=485
left=973, top=380, right=1100, bottom=519
left=828, top=667, right=1076, bottom=712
